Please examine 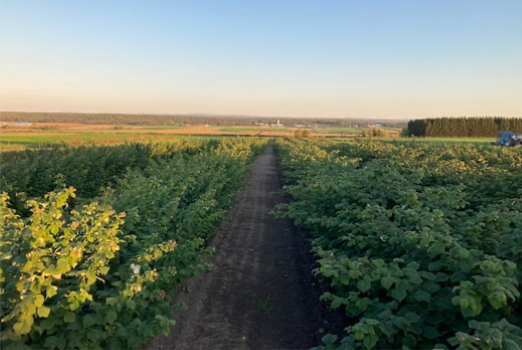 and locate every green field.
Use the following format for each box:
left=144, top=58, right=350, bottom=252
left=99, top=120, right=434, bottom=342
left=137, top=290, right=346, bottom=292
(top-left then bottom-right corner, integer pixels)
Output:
left=142, top=126, right=182, bottom=130
left=218, top=127, right=262, bottom=132
left=0, top=132, right=497, bottom=147
left=0, top=125, right=292, bottom=151
left=218, top=127, right=290, bottom=132
left=263, top=127, right=289, bottom=132
left=313, top=127, right=363, bottom=134
left=0, top=133, right=158, bottom=145
left=410, top=137, right=495, bottom=143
